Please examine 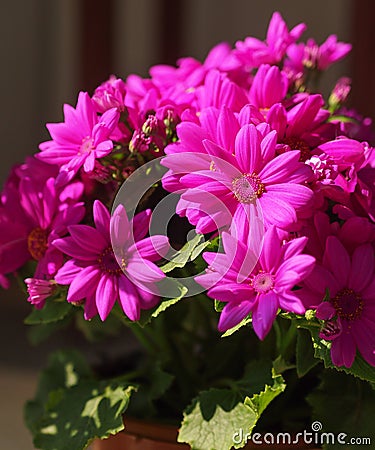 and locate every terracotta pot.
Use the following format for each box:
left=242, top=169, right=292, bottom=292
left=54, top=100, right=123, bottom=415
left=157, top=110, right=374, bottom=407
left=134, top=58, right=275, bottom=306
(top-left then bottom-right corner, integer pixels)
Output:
left=92, top=418, right=188, bottom=450
left=92, top=418, right=321, bottom=450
